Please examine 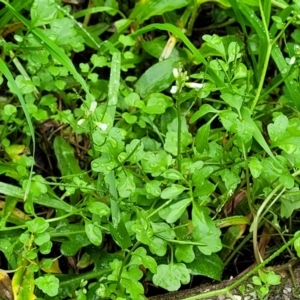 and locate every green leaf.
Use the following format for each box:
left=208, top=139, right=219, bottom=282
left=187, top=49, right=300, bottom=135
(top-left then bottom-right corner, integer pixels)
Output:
left=202, top=34, right=226, bottom=58
left=130, top=247, right=157, bottom=273
left=195, top=123, right=210, bottom=153
left=117, top=174, right=136, bottom=198
left=122, top=112, right=137, bottom=124
left=280, top=191, right=300, bottom=218
left=268, top=115, right=289, bottom=142
left=159, top=198, right=191, bottom=223
left=54, top=136, right=88, bottom=179
left=271, top=45, right=300, bottom=110
left=12, top=256, right=35, bottom=299
left=145, top=180, right=161, bottom=197
left=186, top=248, right=223, bottom=280
left=190, top=104, right=219, bottom=123
left=152, top=263, right=190, bottom=291
left=34, top=232, right=50, bottom=246
left=30, top=0, right=57, bottom=27
left=165, top=130, right=192, bottom=156
left=87, top=202, right=110, bottom=217
left=130, top=0, right=191, bottom=23
left=265, top=271, right=281, bottom=285
left=0, top=182, right=76, bottom=212
left=132, top=221, right=168, bottom=256
left=141, top=93, right=173, bottom=114
left=52, top=224, right=90, bottom=256
left=135, top=57, right=183, bottom=98
left=85, top=221, right=102, bottom=246
left=294, top=231, right=300, bottom=257
left=141, top=150, right=173, bottom=177
left=91, top=155, right=118, bottom=174
left=124, top=139, right=144, bottom=164
left=175, top=244, right=195, bottom=263
left=221, top=93, right=243, bottom=112
left=249, top=157, right=263, bottom=178
left=26, top=217, right=49, bottom=234
left=0, top=57, right=35, bottom=202
left=161, top=184, right=186, bottom=199
left=192, top=204, right=222, bottom=255
left=35, top=274, right=59, bottom=297
left=241, top=107, right=278, bottom=163
left=161, top=169, right=184, bottom=181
